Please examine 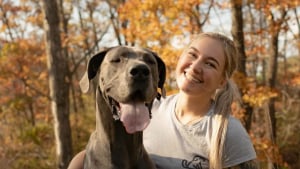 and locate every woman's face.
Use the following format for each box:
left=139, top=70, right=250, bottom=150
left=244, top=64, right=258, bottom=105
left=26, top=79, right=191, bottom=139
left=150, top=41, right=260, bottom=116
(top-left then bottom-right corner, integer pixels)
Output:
left=176, top=37, right=226, bottom=97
